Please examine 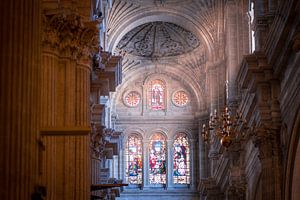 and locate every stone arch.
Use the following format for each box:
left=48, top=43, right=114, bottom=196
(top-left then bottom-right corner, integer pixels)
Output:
left=171, top=129, right=193, bottom=141
left=123, top=128, right=146, bottom=141
left=111, top=64, right=205, bottom=112
left=107, top=9, right=216, bottom=62
left=148, top=129, right=169, bottom=140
